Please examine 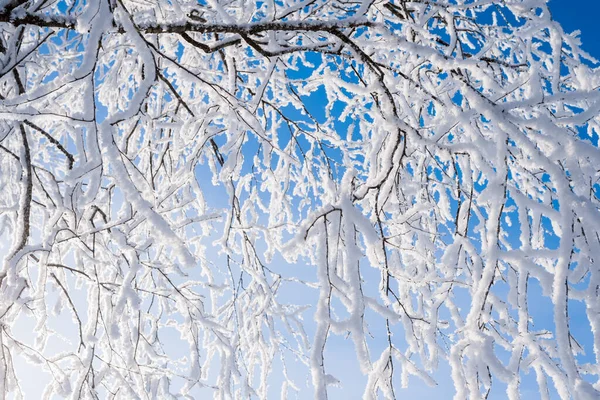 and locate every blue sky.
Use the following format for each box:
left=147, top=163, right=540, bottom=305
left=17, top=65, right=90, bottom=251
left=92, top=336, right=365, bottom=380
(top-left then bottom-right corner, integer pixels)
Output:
left=549, top=0, right=600, bottom=57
